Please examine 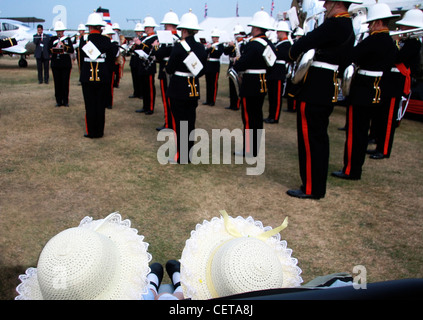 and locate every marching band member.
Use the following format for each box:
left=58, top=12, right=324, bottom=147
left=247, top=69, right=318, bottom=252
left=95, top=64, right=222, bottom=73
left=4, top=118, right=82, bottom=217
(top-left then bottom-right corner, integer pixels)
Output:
left=112, top=23, right=123, bottom=89
left=103, top=25, right=120, bottom=109
left=286, top=0, right=361, bottom=200
left=203, top=28, right=224, bottom=106
left=165, top=9, right=207, bottom=164
left=79, top=13, right=118, bottom=138
left=49, top=21, right=74, bottom=107
left=135, top=16, right=159, bottom=115
left=264, top=20, right=292, bottom=124
left=232, top=8, right=277, bottom=157
left=154, top=10, right=181, bottom=131
left=369, top=8, right=423, bottom=160
left=74, top=24, right=87, bottom=75
left=223, top=24, right=246, bottom=111
left=332, top=3, right=398, bottom=180
left=128, top=23, right=144, bottom=100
